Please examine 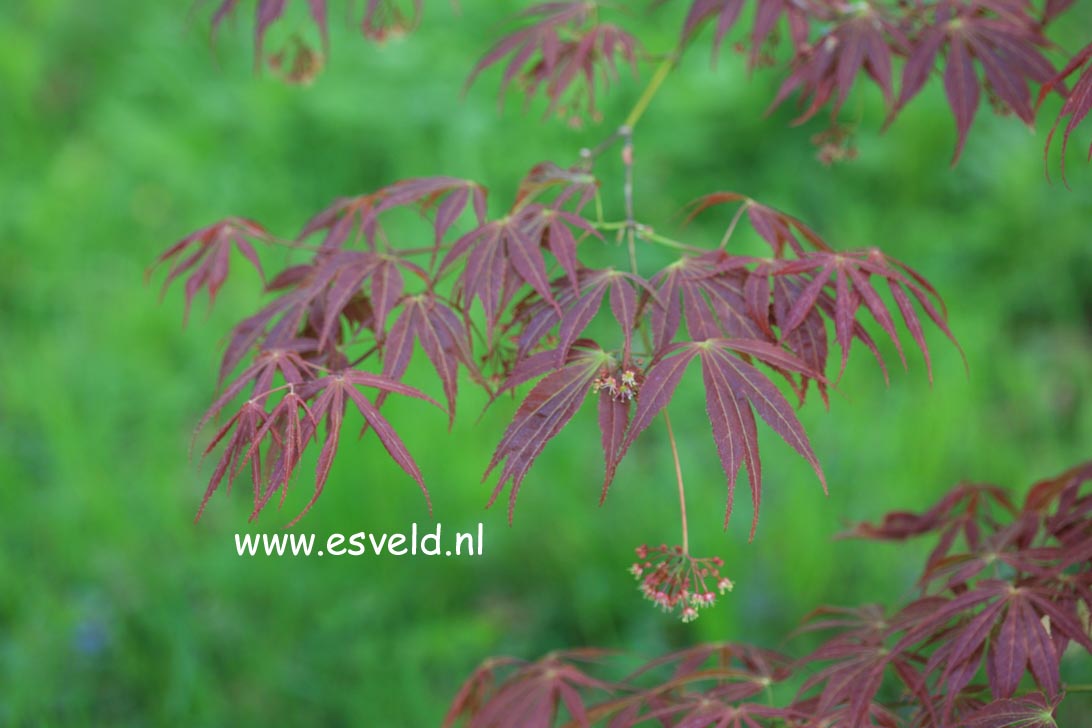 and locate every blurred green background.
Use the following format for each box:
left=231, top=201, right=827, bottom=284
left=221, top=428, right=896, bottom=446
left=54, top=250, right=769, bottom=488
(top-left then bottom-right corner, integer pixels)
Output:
left=2, top=1, right=1091, bottom=725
